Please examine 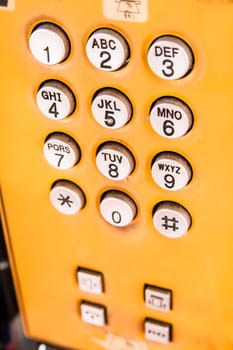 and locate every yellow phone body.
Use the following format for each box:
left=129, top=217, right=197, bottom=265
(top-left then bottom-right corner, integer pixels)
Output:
left=0, top=1, right=233, bottom=349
